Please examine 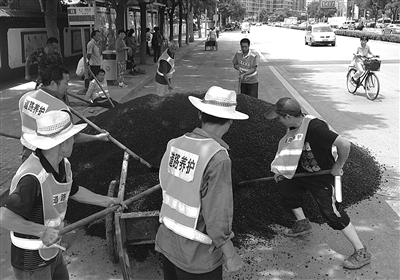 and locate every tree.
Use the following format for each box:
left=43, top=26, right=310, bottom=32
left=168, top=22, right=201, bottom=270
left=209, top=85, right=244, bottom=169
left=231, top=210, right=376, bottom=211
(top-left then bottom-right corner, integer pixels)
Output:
left=218, top=0, right=245, bottom=22
left=259, top=8, right=269, bottom=23
left=385, top=0, right=400, bottom=20
left=39, top=0, right=59, bottom=39
left=108, top=0, right=127, bottom=32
